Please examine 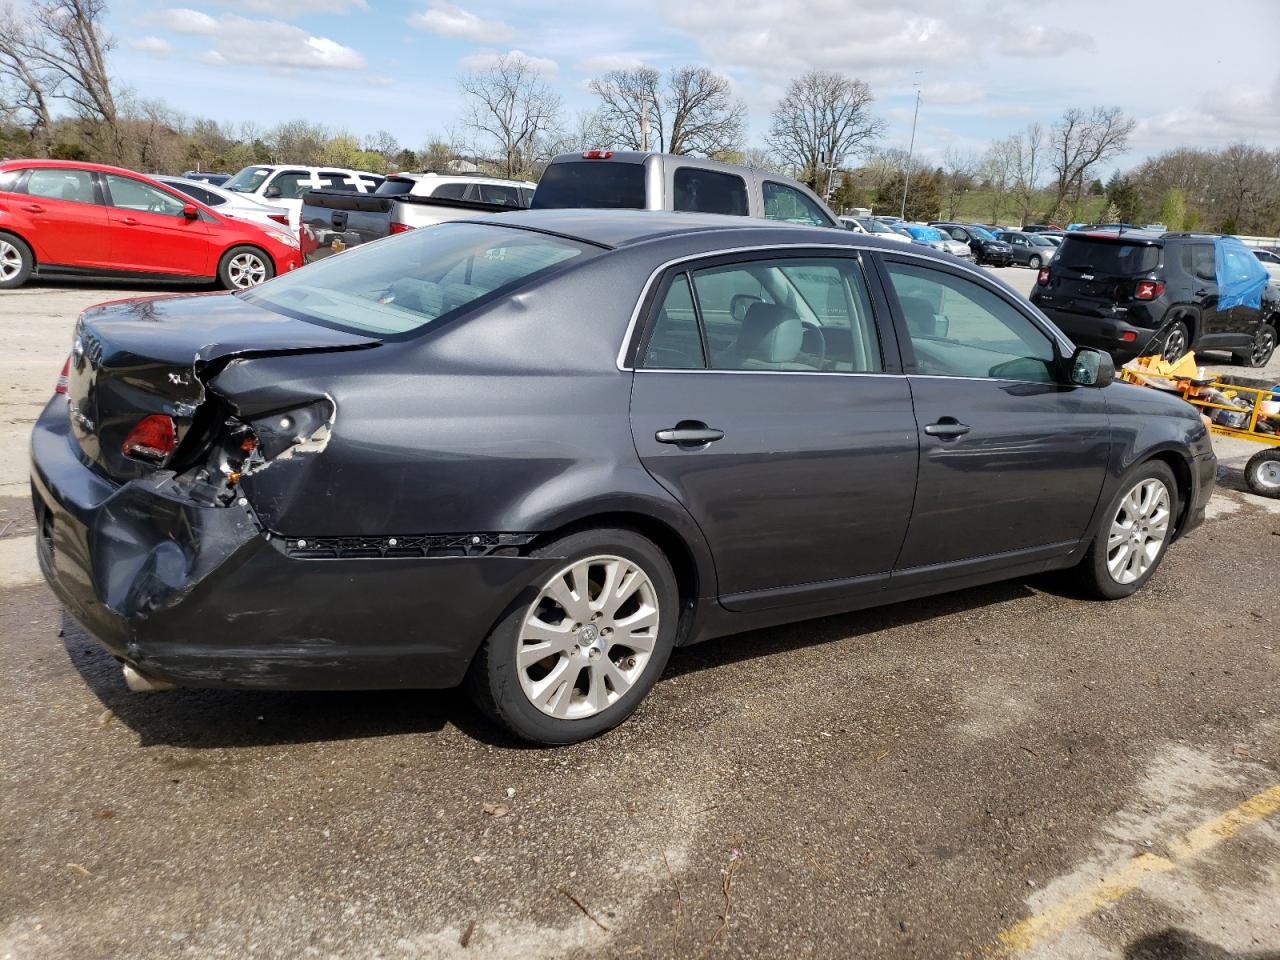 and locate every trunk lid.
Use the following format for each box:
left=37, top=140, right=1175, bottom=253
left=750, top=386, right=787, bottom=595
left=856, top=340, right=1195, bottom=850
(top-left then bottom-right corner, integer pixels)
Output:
left=66, top=291, right=379, bottom=482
